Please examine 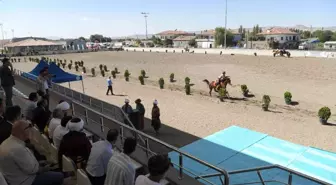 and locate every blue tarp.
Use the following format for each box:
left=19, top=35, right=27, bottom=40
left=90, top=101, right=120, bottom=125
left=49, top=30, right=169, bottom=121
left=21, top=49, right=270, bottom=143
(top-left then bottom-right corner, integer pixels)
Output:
left=22, top=60, right=82, bottom=83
